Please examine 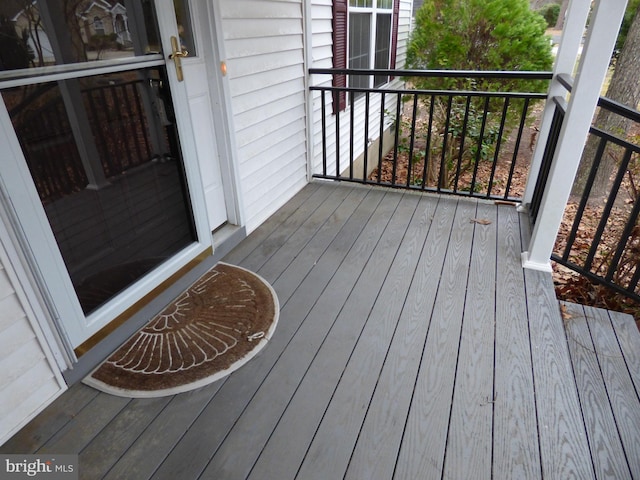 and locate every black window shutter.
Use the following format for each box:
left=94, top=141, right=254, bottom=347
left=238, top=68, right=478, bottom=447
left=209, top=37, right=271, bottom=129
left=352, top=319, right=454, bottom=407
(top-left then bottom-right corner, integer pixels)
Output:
left=332, top=0, right=347, bottom=113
